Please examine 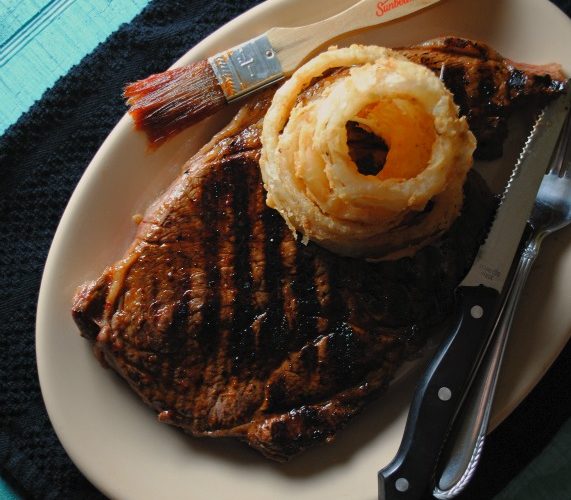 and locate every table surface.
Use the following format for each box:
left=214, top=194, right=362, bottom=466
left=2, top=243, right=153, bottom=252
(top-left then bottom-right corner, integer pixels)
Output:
left=0, top=0, right=149, bottom=135
left=0, top=1, right=570, bottom=499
